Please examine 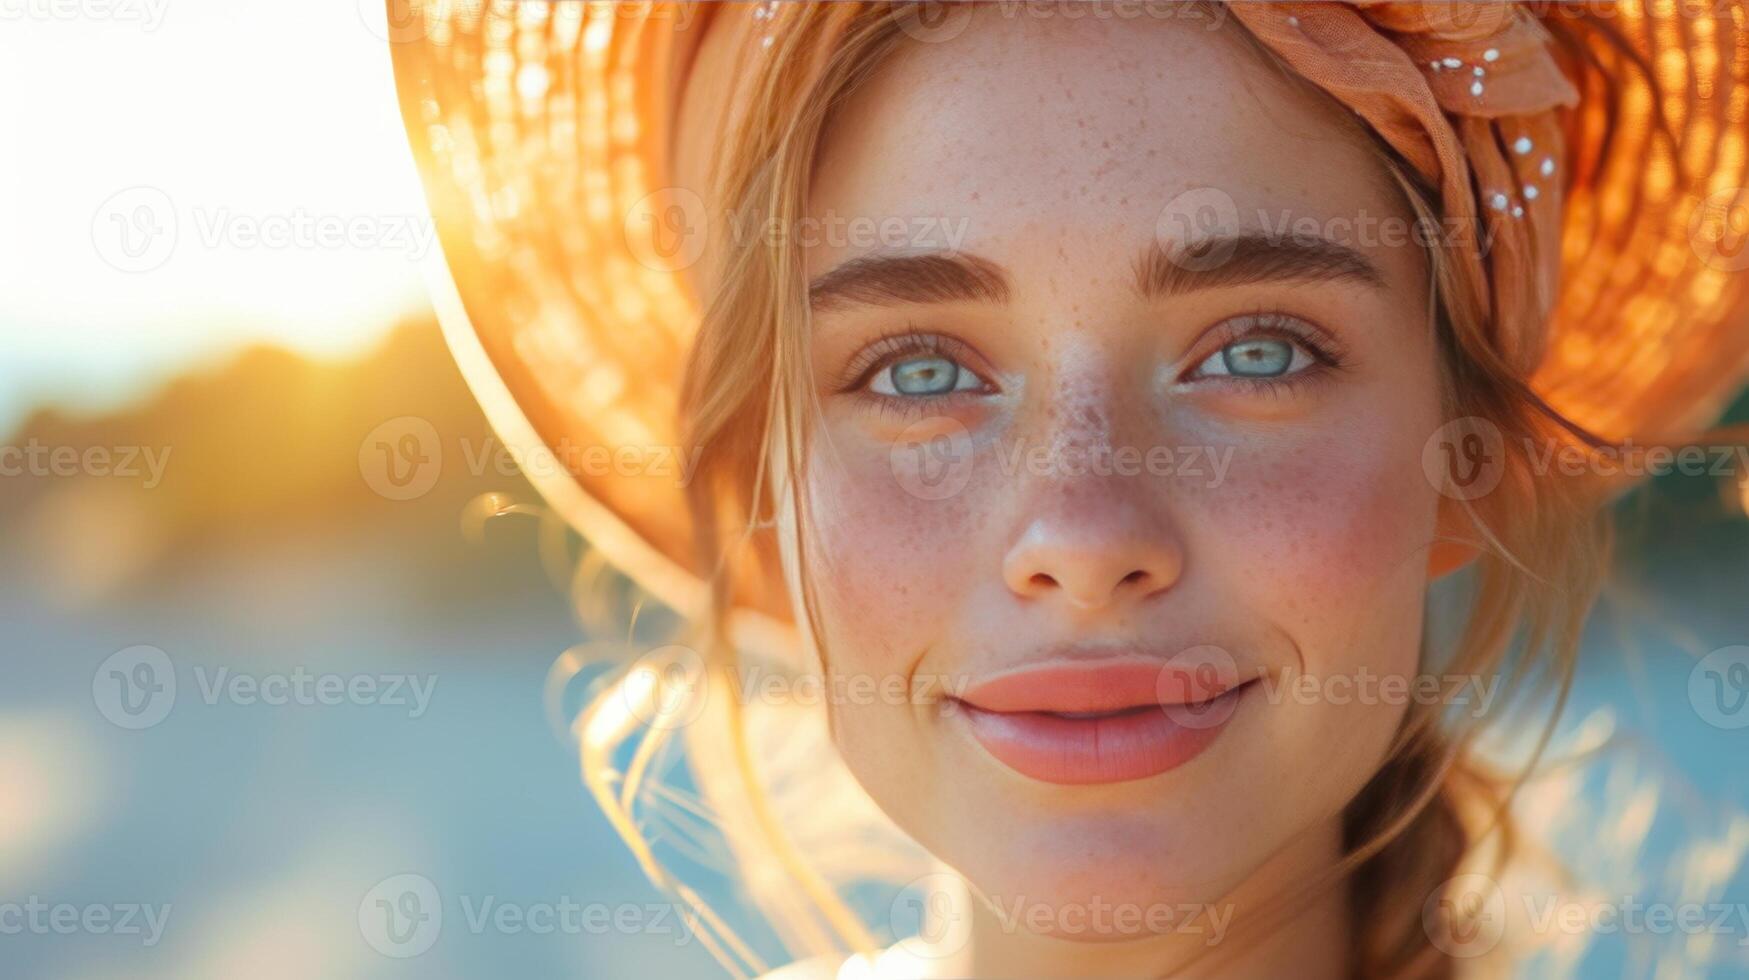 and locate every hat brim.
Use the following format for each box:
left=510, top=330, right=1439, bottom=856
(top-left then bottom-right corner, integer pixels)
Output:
left=389, top=0, right=1749, bottom=637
